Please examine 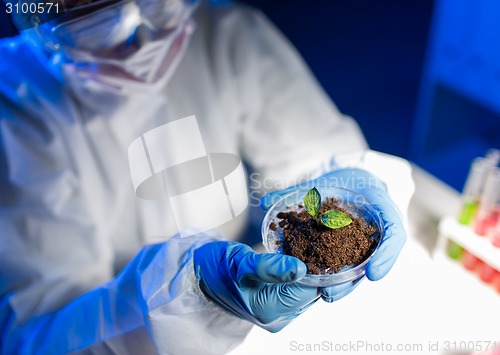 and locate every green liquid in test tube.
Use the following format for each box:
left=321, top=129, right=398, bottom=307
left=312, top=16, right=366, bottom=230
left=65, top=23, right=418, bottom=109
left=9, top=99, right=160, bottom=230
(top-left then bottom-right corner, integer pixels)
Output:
left=458, top=200, right=478, bottom=225
left=447, top=240, right=463, bottom=260
left=458, top=157, right=490, bottom=225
